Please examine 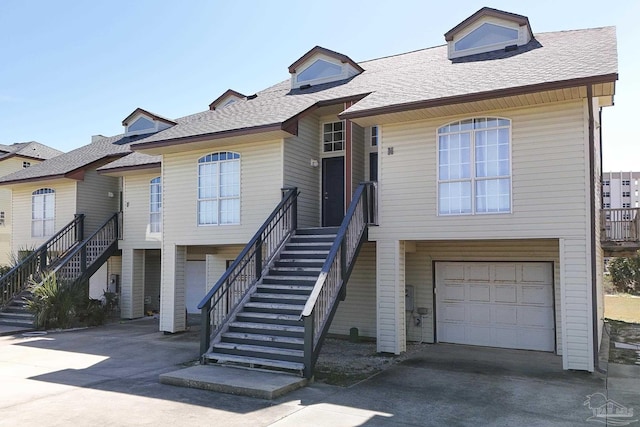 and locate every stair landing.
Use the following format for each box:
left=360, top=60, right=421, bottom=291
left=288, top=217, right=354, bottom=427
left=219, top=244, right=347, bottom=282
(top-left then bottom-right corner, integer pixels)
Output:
left=159, top=364, right=307, bottom=400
